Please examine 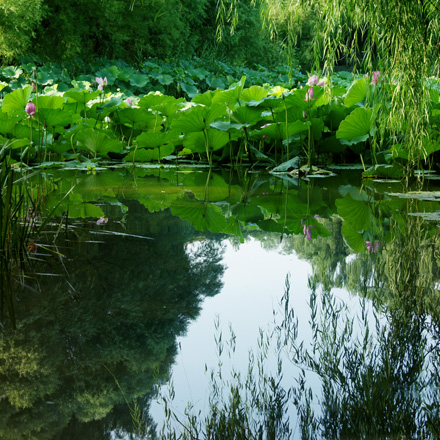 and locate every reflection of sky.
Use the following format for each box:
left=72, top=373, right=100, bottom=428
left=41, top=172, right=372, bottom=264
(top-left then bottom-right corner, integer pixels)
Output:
left=149, top=236, right=314, bottom=430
